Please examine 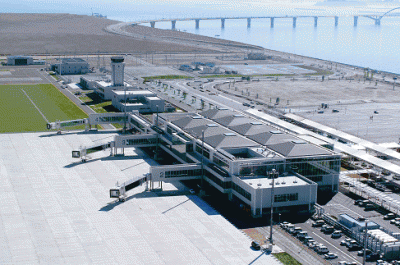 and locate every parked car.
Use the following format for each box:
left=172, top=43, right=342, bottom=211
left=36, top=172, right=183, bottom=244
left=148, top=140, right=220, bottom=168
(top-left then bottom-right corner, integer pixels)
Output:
left=331, top=230, right=342, bottom=239
left=324, top=253, right=338, bottom=259
left=312, top=220, right=325, bottom=227
left=303, top=236, right=313, bottom=244
left=251, top=241, right=261, bottom=250
left=280, top=221, right=289, bottom=229
left=358, top=200, right=370, bottom=207
left=390, top=218, right=400, bottom=224
left=347, top=241, right=362, bottom=251
left=322, top=225, right=334, bottom=234
left=366, top=252, right=380, bottom=261
left=384, top=213, right=396, bottom=220
left=316, top=245, right=329, bottom=254
left=340, top=238, right=352, bottom=246
left=354, top=199, right=363, bottom=205
left=364, top=203, right=376, bottom=211
left=297, top=231, right=308, bottom=240
left=357, top=249, right=372, bottom=256
left=291, top=227, right=302, bottom=236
